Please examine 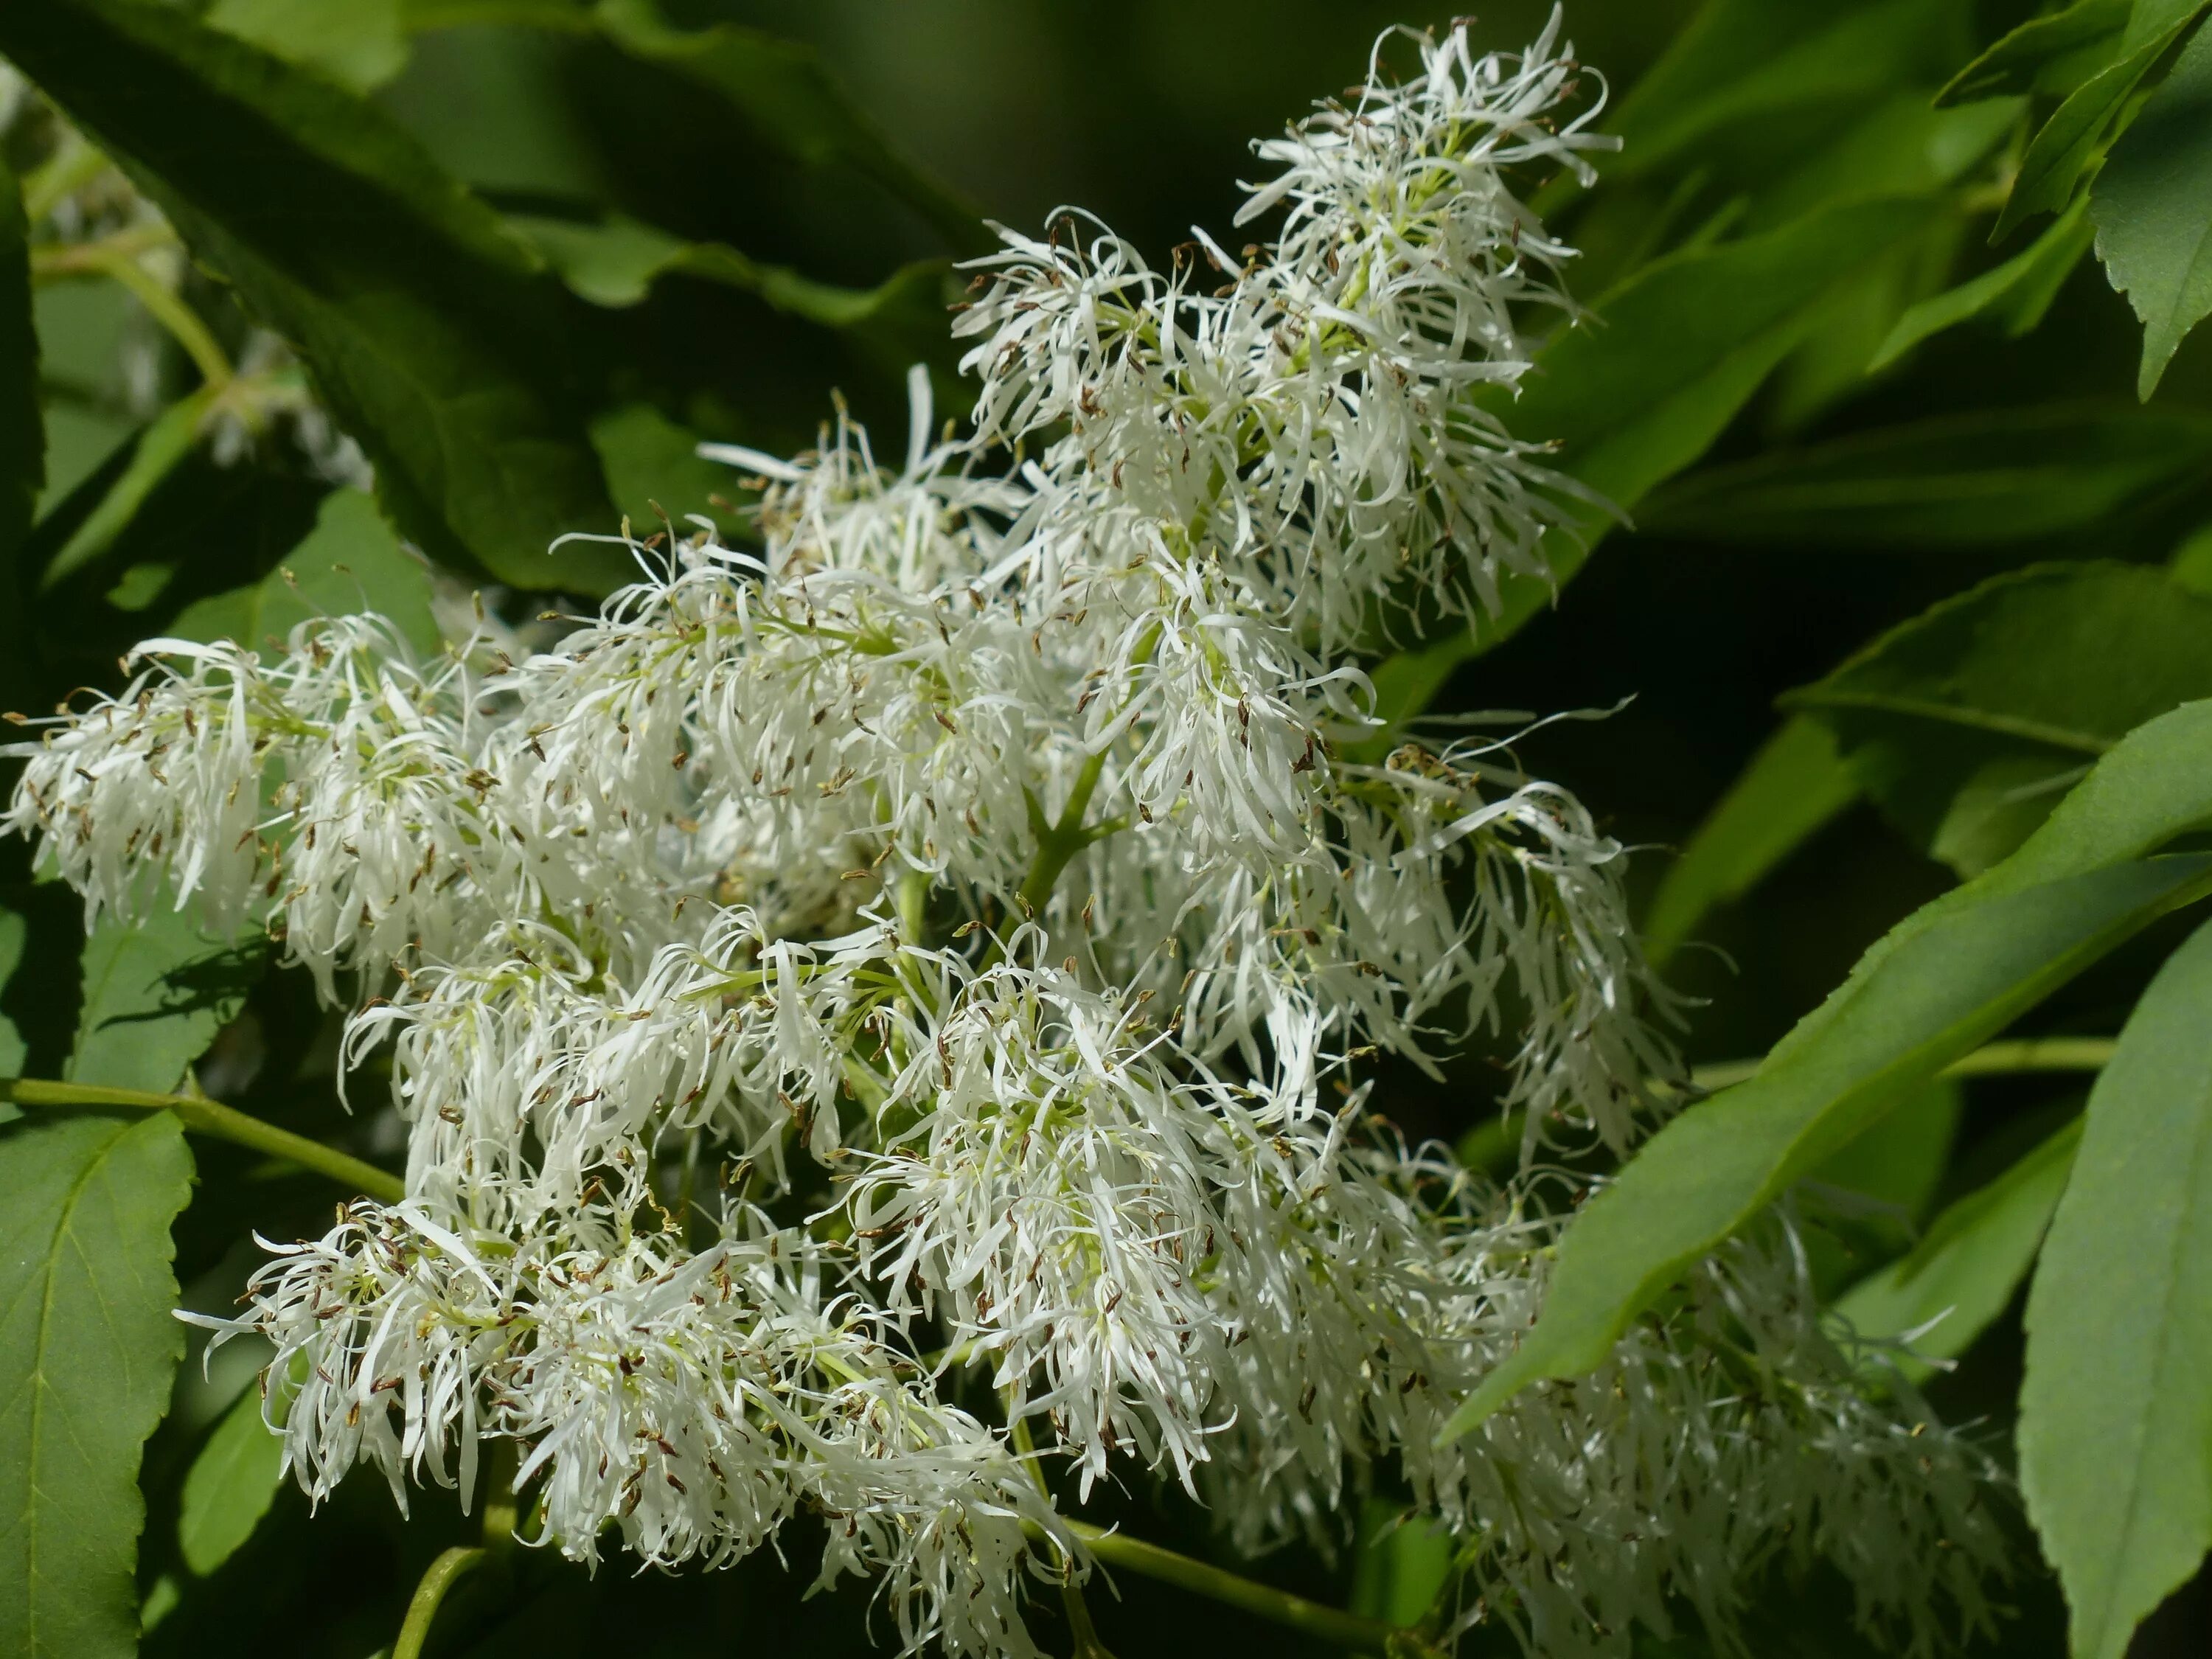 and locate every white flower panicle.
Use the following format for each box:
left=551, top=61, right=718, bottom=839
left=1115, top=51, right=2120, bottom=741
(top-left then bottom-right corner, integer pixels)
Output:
left=10, top=13, right=2008, bottom=1659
